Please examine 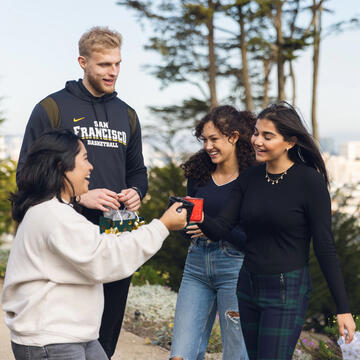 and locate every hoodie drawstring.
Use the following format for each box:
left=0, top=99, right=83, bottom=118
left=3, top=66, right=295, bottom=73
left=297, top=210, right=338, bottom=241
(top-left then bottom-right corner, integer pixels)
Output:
left=103, top=102, right=110, bottom=126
